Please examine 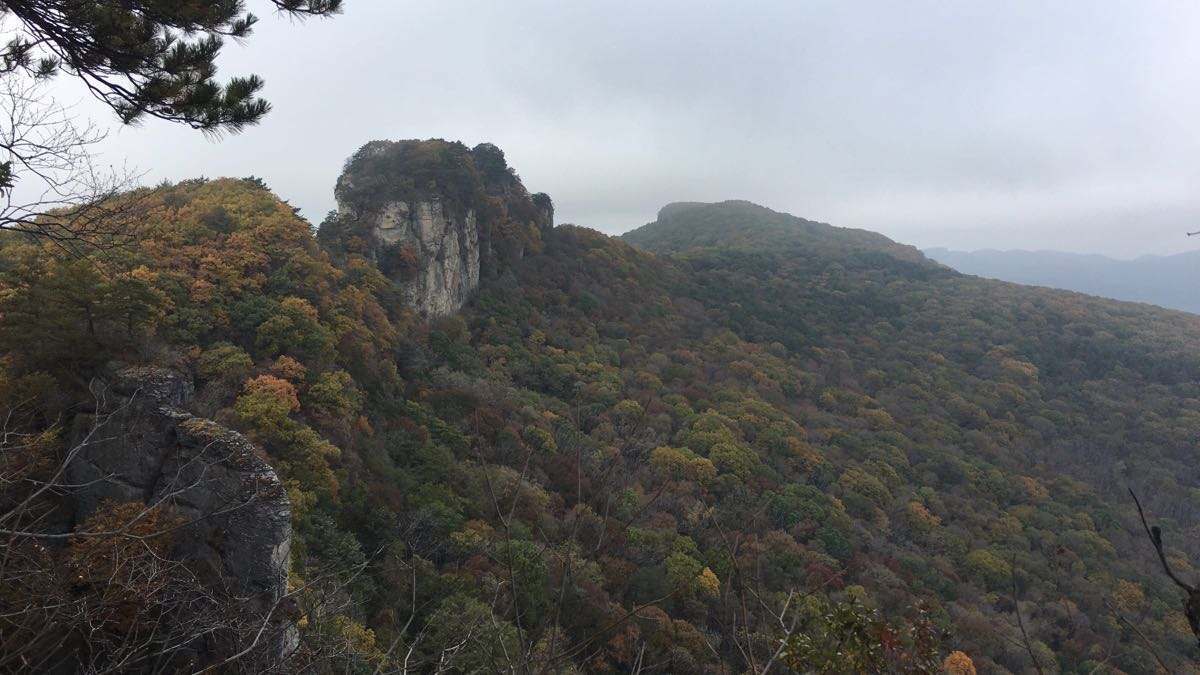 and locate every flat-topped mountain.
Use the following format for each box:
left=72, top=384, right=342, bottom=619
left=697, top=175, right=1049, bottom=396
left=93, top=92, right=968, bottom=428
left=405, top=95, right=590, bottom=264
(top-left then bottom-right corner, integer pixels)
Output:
left=622, top=199, right=928, bottom=264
